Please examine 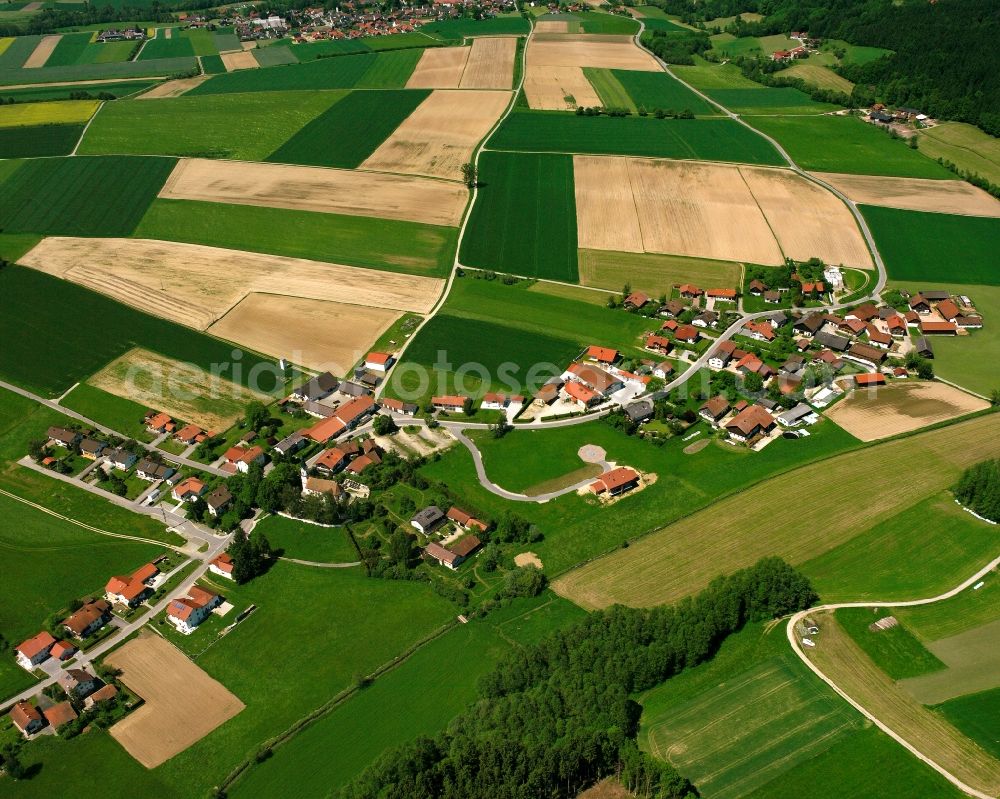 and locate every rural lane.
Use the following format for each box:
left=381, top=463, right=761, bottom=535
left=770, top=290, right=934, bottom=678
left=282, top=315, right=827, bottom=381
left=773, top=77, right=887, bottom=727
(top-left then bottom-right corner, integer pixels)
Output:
left=786, top=554, right=1000, bottom=799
